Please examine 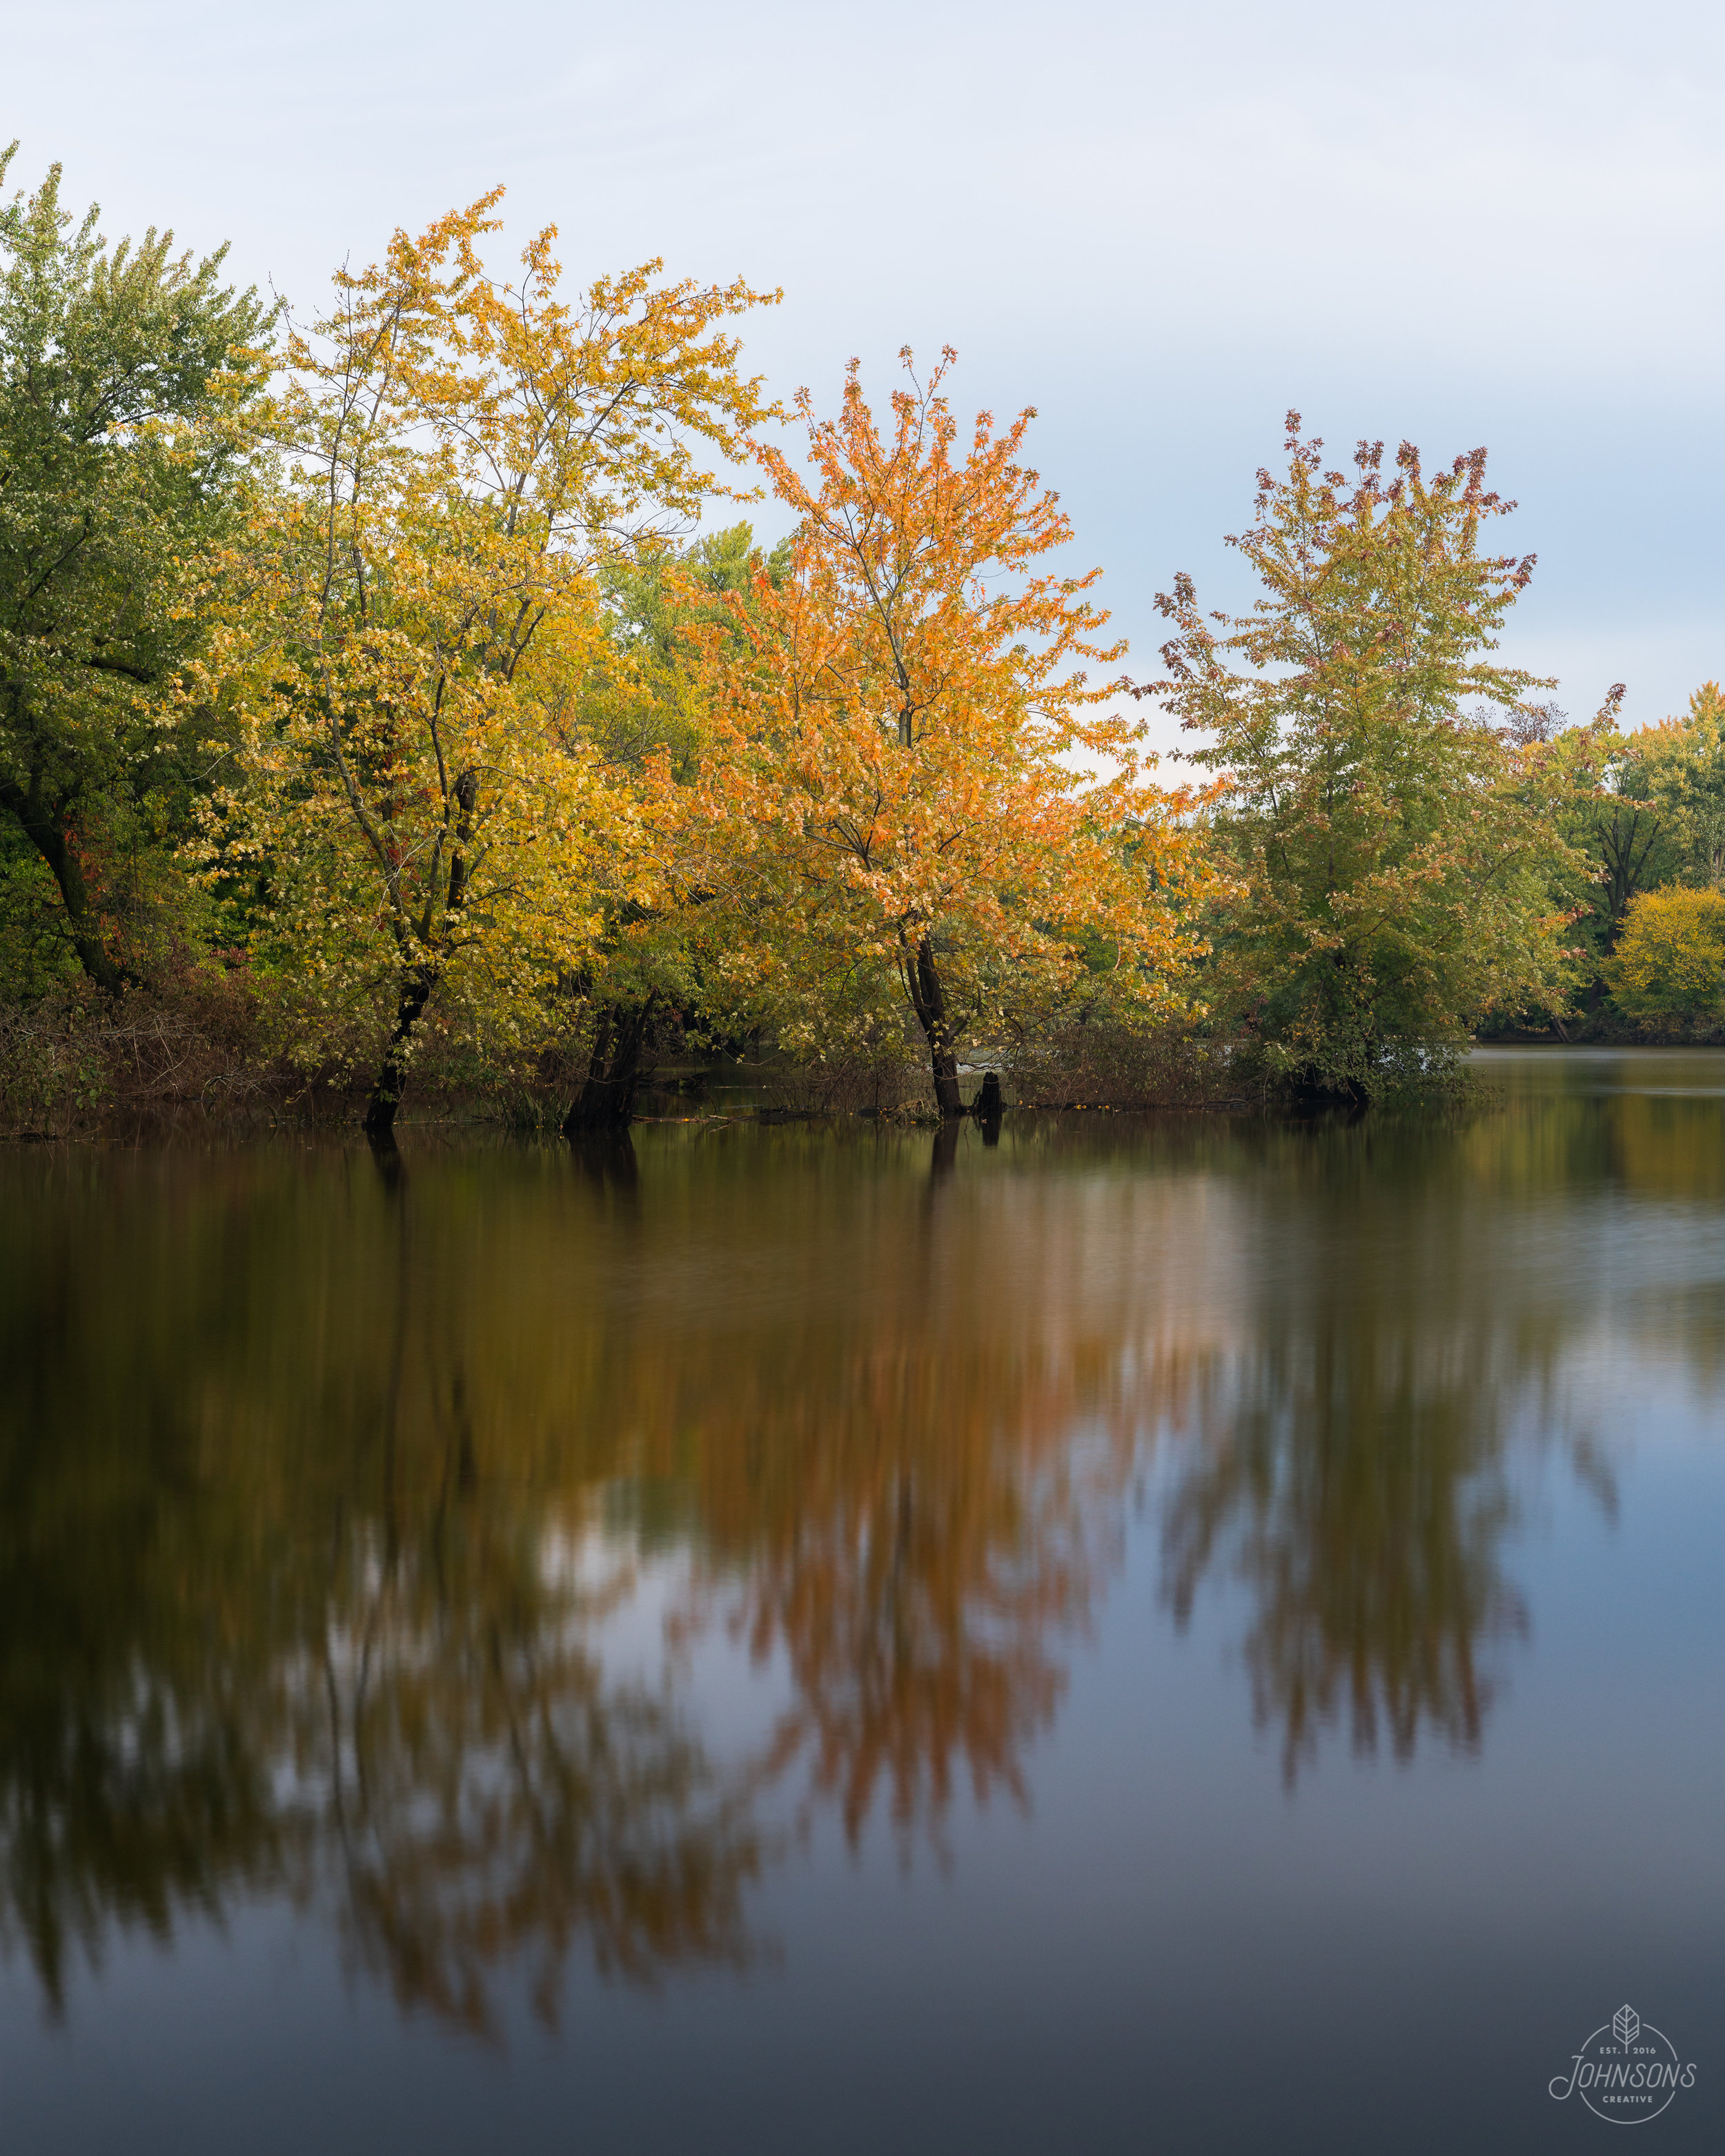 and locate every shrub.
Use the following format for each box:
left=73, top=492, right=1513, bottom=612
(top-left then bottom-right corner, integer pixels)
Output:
left=1009, top=1022, right=1247, bottom=1109
left=0, top=960, right=271, bottom=1138
left=1607, top=887, right=1725, bottom=1020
